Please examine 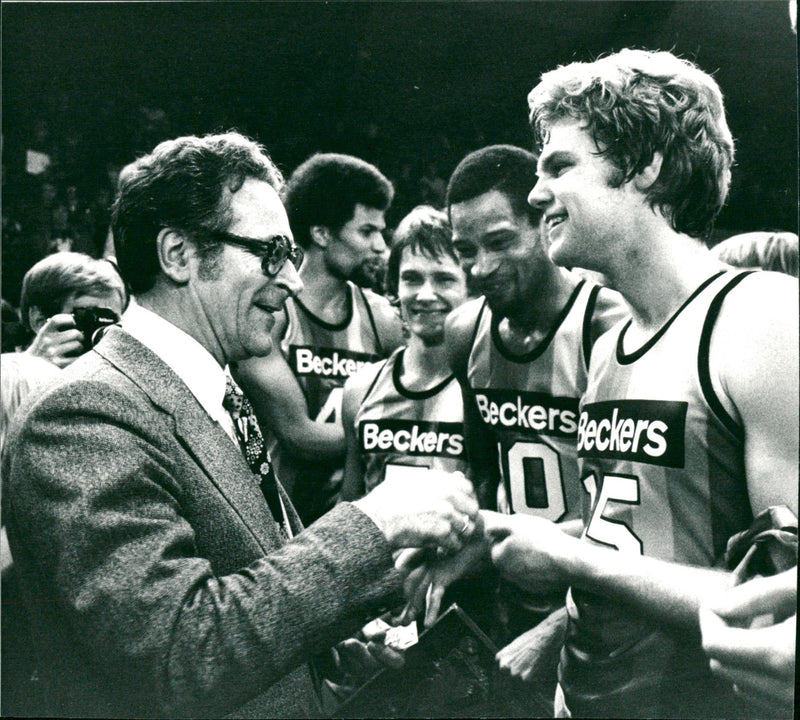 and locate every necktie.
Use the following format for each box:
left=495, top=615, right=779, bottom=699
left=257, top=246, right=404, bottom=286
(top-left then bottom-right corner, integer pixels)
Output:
left=223, top=376, right=288, bottom=537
